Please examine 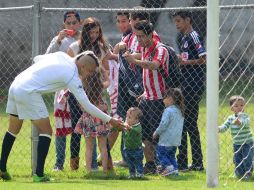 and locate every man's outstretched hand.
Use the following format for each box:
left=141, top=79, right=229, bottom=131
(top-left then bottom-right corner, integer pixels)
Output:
left=108, top=118, right=131, bottom=131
